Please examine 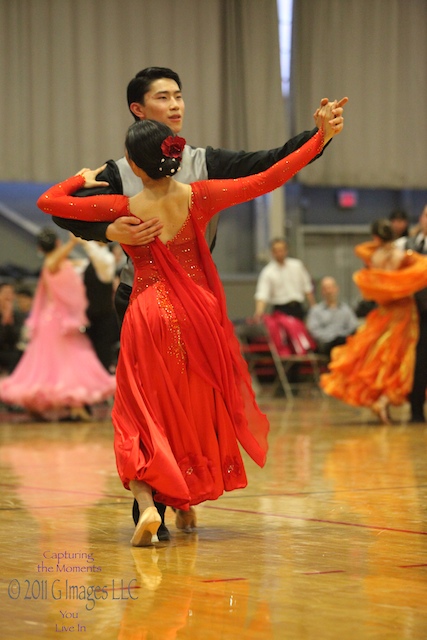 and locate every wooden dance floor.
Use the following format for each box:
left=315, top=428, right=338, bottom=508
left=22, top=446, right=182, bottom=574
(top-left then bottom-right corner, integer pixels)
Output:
left=1, top=394, right=427, bottom=639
